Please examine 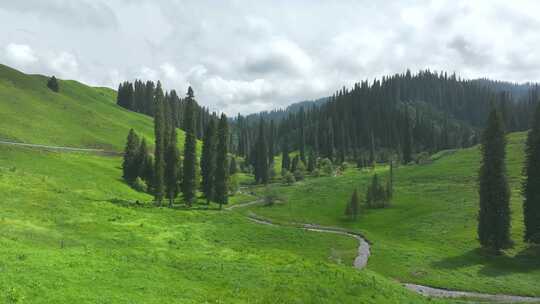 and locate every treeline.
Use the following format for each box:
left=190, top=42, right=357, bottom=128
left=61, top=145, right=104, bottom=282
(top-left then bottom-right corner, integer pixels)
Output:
left=232, top=70, right=539, bottom=168
left=117, top=80, right=215, bottom=139
left=122, top=85, right=231, bottom=208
